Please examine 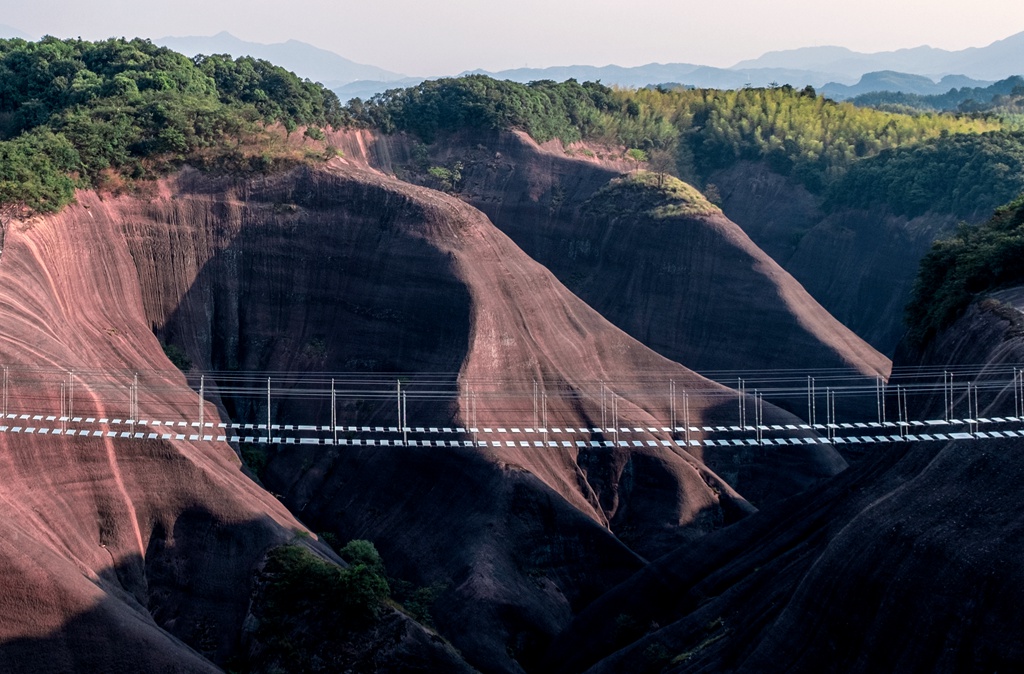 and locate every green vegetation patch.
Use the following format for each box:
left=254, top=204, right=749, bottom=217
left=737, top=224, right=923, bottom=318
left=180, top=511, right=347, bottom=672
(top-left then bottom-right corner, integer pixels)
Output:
left=586, top=171, right=719, bottom=221
left=628, top=85, right=999, bottom=193
left=825, top=131, right=1024, bottom=219
left=851, top=76, right=1024, bottom=115
left=350, top=75, right=614, bottom=144
left=906, top=194, right=1024, bottom=346
left=0, top=36, right=345, bottom=218
left=239, top=543, right=391, bottom=672
left=260, top=544, right=390, bottom=626
left=350, top=76, right=1000, bottom=206
left=161, top=342, right=192, bottom=371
